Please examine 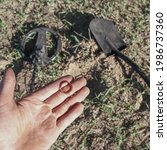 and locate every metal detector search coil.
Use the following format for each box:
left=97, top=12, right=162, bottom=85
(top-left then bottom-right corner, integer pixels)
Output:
left=21, top=27, right=61, bottom=66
